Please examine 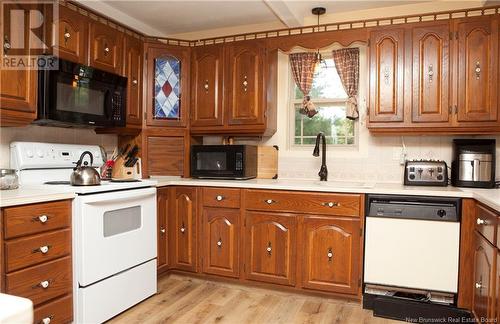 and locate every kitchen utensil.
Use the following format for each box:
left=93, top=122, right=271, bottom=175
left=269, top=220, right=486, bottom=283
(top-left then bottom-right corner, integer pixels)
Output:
left=451, top=139, right=496, bottom=188
left=70, top=151, right=101, bottom=186
left=0, top=169, right=19, bottom=190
